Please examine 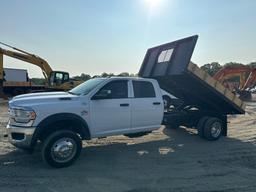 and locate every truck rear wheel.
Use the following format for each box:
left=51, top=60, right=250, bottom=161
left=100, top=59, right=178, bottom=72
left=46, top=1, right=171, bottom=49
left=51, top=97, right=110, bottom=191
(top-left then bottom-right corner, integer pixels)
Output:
left=42, top=130, right=82, bottom=168
left=196, top=116, right=209, bottom=138
left=203, top=117, right=223, bottom=141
